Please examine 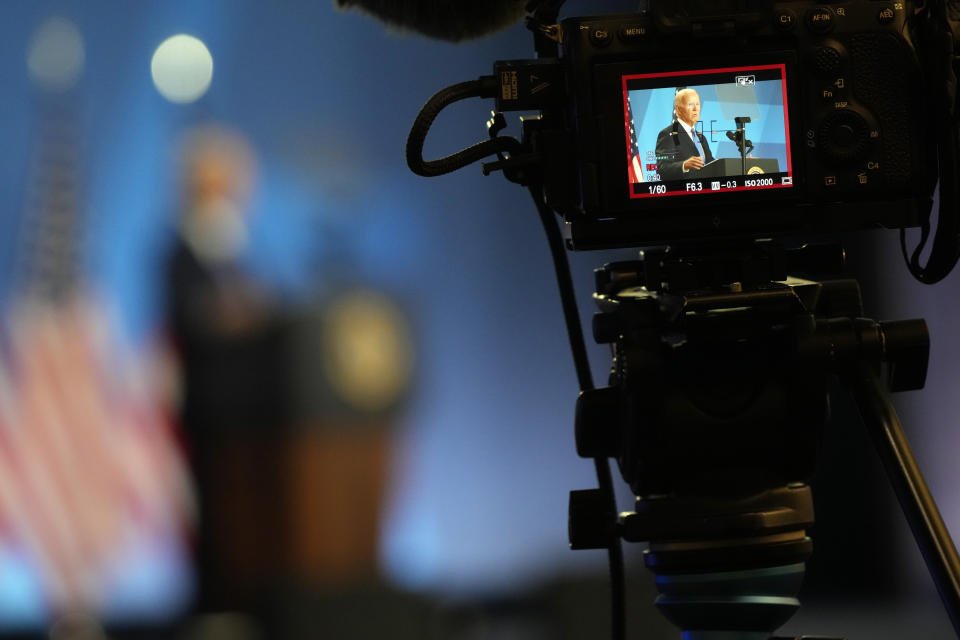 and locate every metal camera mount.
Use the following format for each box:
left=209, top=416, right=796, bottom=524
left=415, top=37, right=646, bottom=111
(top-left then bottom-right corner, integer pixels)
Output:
left=568, top=241, right=960, bottom=639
